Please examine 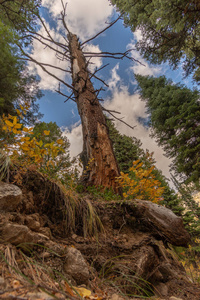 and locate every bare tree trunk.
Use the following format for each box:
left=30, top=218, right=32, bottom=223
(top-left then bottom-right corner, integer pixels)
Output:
left=68, top=33, right=120, bottom=193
